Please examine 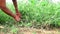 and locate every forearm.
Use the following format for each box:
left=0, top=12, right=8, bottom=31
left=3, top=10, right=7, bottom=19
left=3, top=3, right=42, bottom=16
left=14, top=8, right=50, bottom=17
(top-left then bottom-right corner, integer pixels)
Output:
left=12, top=0, right=18, bottom=13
